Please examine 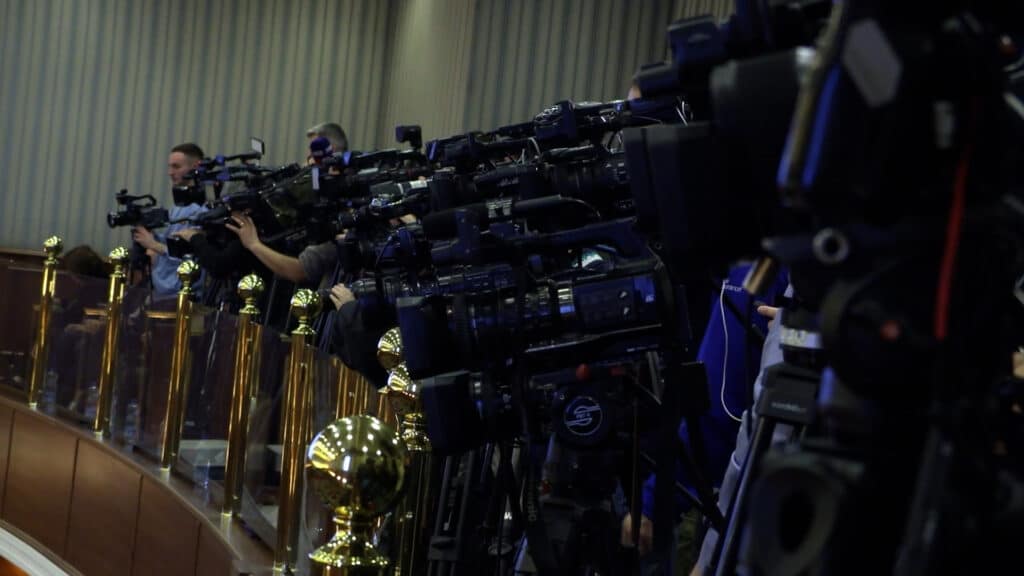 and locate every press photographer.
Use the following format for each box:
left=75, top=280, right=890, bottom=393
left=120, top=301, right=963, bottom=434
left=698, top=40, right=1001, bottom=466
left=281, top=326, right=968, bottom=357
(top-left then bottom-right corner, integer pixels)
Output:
left=127, top=142, right=208, bottom=297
